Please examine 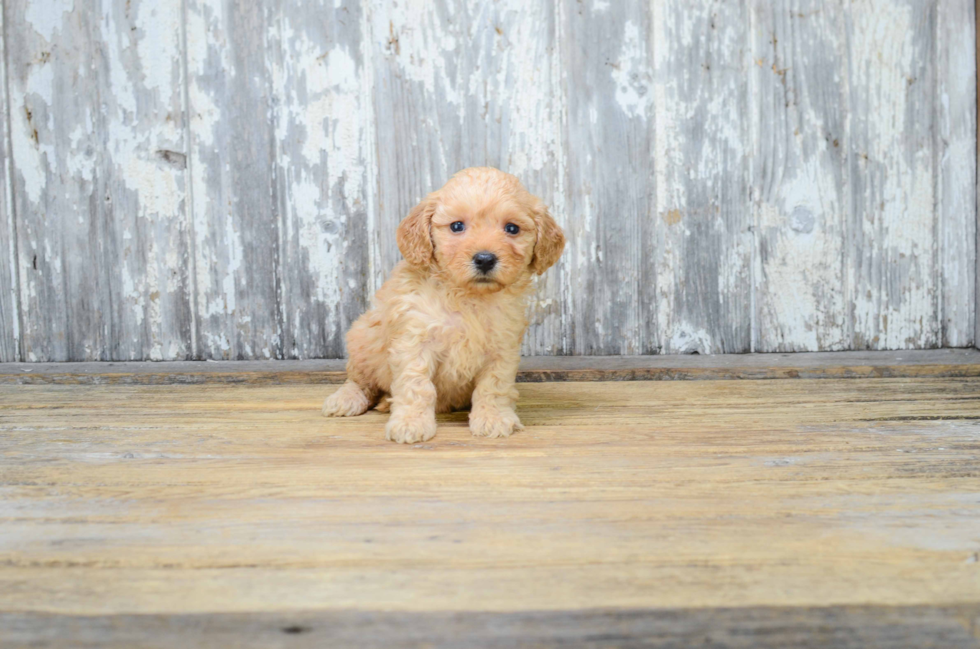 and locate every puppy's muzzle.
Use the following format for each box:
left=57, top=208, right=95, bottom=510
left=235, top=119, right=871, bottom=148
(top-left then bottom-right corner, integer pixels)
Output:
left=472, top=252, right=498, bottom=275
